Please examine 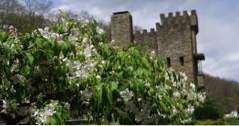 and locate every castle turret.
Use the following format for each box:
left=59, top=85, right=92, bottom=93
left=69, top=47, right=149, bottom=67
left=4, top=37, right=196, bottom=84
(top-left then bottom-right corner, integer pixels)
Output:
left=110, top=10, right=205, bottom=88
left=156, top=10, right=204, bottom=87
left=111, top=11, right=133, bottom=48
